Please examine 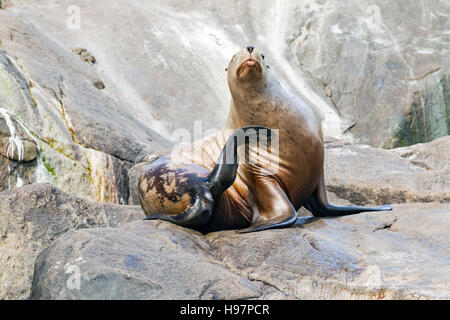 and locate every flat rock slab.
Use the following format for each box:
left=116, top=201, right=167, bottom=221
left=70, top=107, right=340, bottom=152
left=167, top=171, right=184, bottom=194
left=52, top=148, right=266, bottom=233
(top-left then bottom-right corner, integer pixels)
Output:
left=0, top=183, right=143, bottom=299
left=31, top=202, right=450, bottom=300
left=324, top=137, right=450, bottom=204
left=31, top=222, right=260, bottom=300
